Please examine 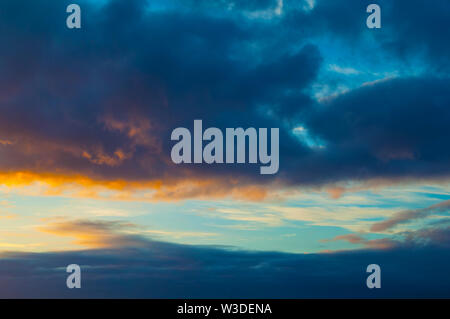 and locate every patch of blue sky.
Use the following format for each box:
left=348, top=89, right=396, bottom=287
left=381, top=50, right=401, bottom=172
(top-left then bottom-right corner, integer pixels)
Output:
left=307, top=33, right=427, bottom=103
left=85, top=0, right=180, bottom=13
left=207, top=221, right=356, bottom=253
left=84, top=0, right=110, bottom=8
